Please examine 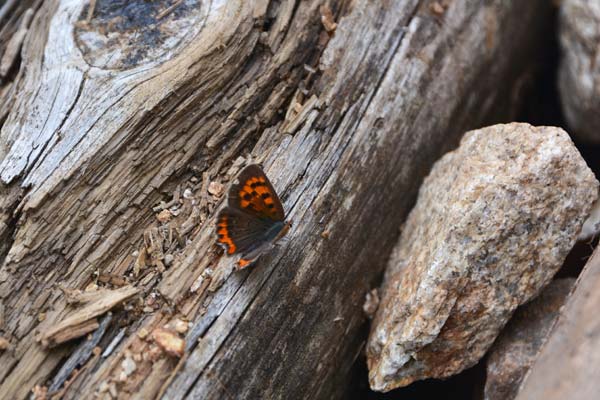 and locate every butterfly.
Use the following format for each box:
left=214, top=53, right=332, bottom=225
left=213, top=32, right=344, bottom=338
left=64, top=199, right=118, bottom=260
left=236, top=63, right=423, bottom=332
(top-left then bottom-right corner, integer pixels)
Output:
left=216, top=164, right=292, bottom=269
